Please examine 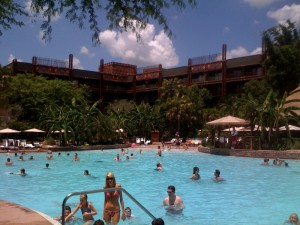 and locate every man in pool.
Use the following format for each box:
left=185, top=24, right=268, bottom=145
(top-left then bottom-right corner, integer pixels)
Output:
left=163, top=185, right=184, bottom=213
